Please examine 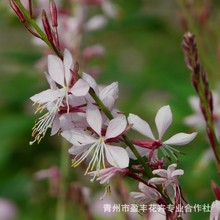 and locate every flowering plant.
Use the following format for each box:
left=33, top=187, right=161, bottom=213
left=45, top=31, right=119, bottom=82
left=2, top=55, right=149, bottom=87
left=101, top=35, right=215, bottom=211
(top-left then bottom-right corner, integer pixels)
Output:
left=6, top=0, right=220, bottom=220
